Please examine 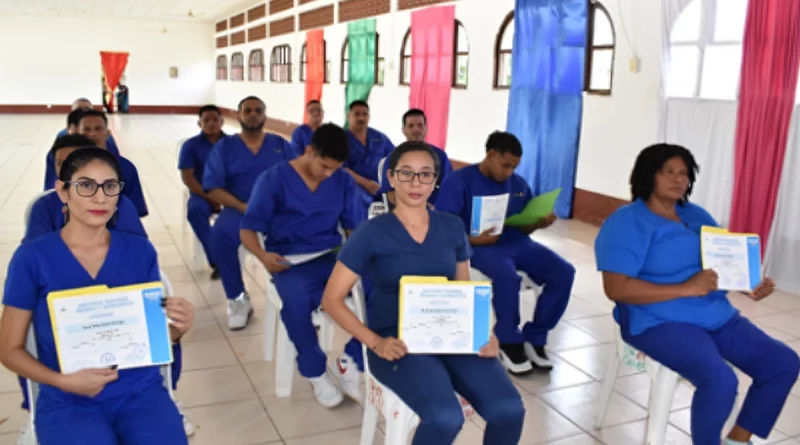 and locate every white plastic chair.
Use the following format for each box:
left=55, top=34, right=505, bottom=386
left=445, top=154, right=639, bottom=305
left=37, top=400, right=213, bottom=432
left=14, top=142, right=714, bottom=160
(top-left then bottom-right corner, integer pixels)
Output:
left=377, top=157, right=387, bottom=187
left=23, top=190, right=56, bottom=229
left=468, top=268, right=540, bottom=315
